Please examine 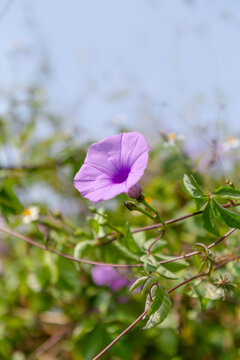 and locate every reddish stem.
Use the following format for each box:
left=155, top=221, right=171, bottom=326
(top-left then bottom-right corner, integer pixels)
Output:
left=92, top=307, right=150, bottom=360
left=93, top=254, right=240, bottom=359
left=99, top=201, right=240, bottom=244
left=0, top=226, right=142, bottom=268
